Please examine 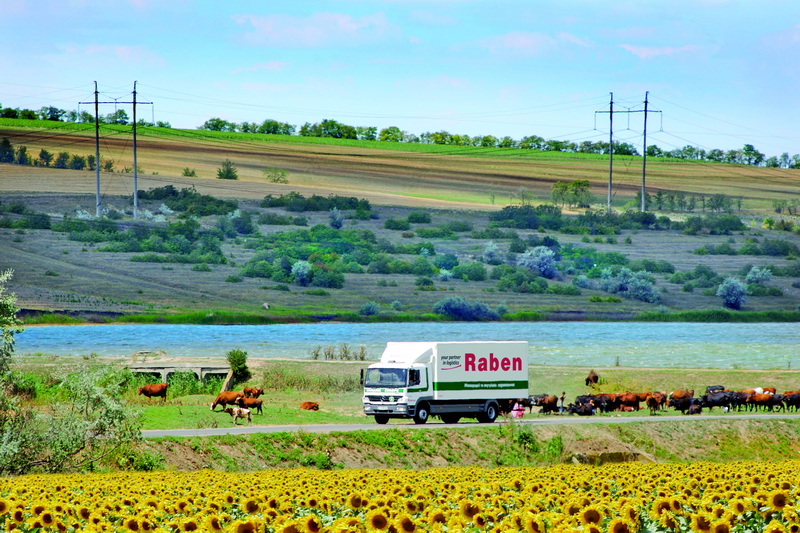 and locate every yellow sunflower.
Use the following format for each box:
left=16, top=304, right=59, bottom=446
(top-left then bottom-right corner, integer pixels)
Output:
left=764, top=520, right=788, bottom=533
left=366, top=508, right=391, bottom=531
left=394, top=513, right=417, bottom=533
left=606, top=518, right=634, bottom=533
left=203, top=514, right=226, bottom=532
left=459, top=500, right=480, bottom=520
left=579, top=506, right=604, bottom=526
left=710, top=518, right=733, bottom=533
left=300, top=514, right=323, bottom=533
left=691, top=512, right=714, bottom=533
